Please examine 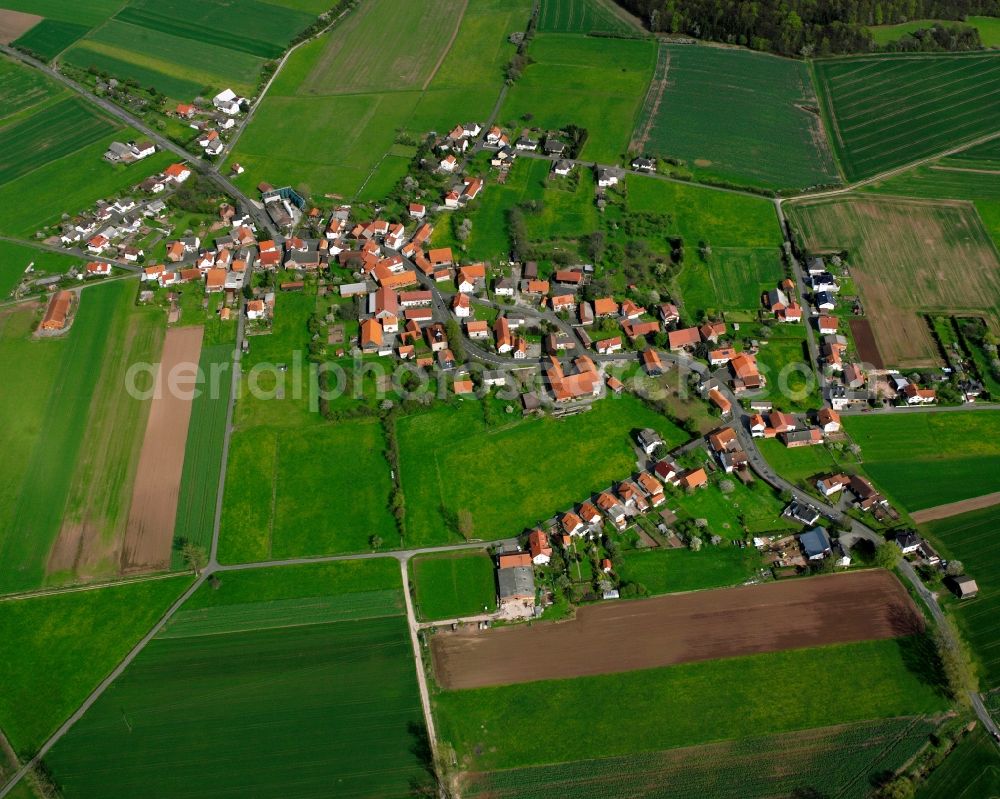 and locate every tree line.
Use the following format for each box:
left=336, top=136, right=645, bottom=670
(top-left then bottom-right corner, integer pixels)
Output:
left=614, top=0, right=1000, bottom=55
